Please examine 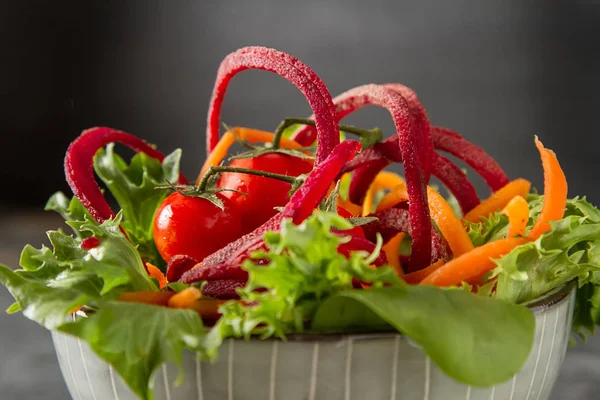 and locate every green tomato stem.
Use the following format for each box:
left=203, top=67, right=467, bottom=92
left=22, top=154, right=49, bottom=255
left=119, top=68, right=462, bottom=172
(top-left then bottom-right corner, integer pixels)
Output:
left=272, top=117, right=382, bottom=149
left=198, top=165, right=298, bottom=191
